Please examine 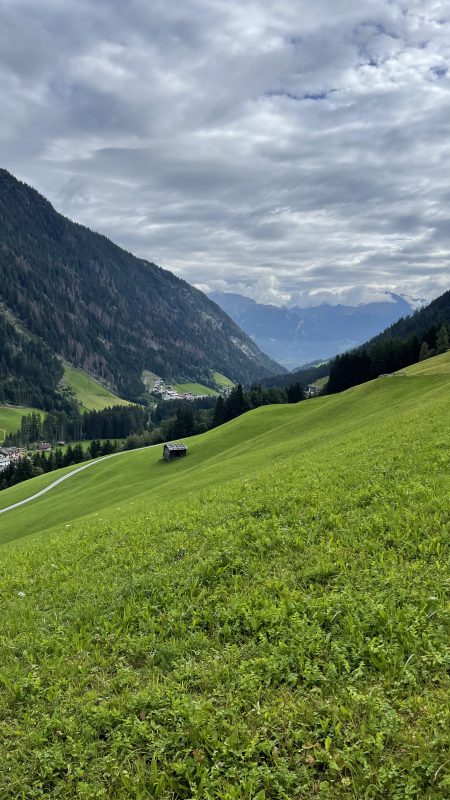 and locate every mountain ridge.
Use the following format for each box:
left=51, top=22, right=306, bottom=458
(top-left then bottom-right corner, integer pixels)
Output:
left=0, top=169, right=283, bottom=407
left=209, top=289, right=415, bottom=368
